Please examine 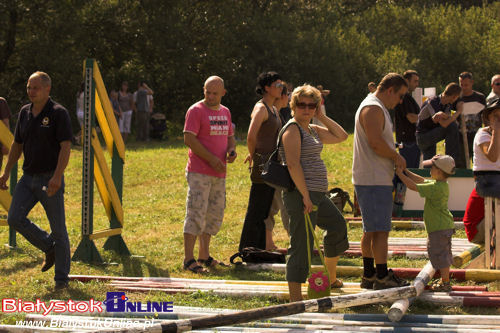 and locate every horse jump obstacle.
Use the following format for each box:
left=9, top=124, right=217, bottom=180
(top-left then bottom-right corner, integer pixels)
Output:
left=0, top=121, right=18, bottom=247
left=72, top=59, right=129, bottom=263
